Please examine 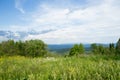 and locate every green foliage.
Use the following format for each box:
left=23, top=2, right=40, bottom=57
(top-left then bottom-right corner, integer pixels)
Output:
left=108, top=43, right=116, bottom=55
left=0, top=40, right=16, bottom=56
left=97, top=45, right=106, bottom=55
left=15, top=41, right=25, bottom=56
left=91, top=43, right=98, bottom=54
left=24, top=40, right=47, bottom=57
left=0, top=39, right=47, bottom=57
left=91, top=44, right=105, bottom=54
left=116, top=38, right=120, bottom=55
left=79, top=44, right=85, bottom=53
left=0, top=56, right=119, bottom=80
left=109, top=43, right=115, bottom=50
left=69, top=44, right=84, bottom=56
left=91, top=43, right=117, bottom=55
